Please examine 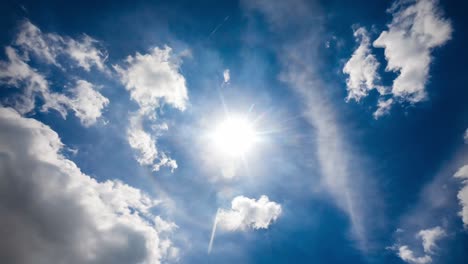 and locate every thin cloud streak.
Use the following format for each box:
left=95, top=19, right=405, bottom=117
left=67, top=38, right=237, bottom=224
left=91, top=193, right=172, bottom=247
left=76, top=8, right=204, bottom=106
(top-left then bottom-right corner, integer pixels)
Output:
left=207, top=209, right=220, bottom=254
